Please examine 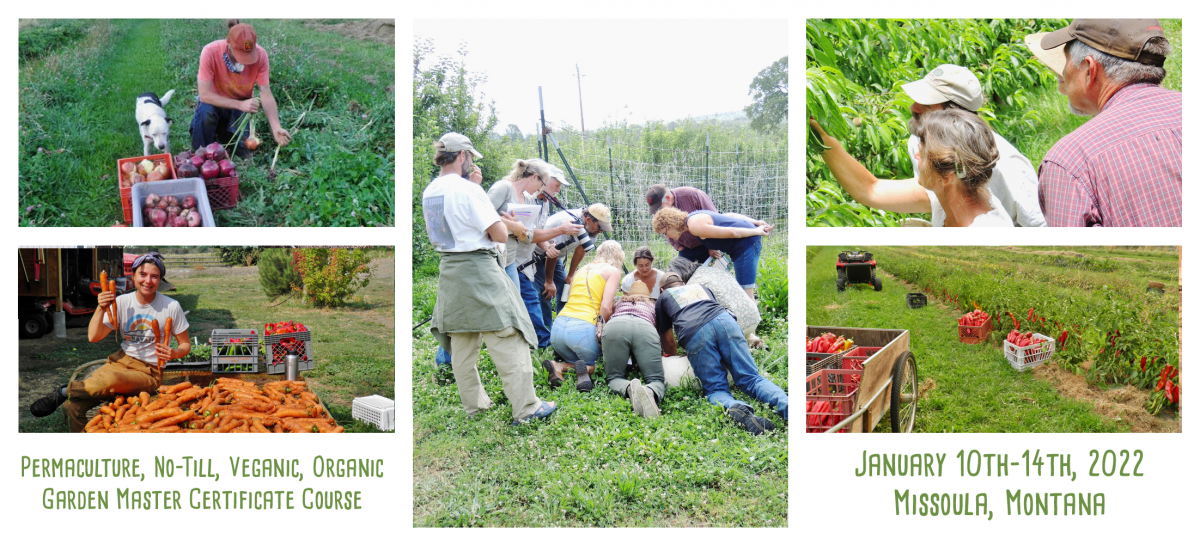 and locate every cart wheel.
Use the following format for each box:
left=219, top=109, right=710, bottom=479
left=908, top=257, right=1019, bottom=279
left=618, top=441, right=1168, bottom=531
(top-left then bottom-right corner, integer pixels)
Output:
left=873, top=276, right=883, bottom=291
left=836, top=268, right=846, bottom=291
left=890, top=351, right=918, bottom=433
left=19, top=313, right=48, bottom=339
